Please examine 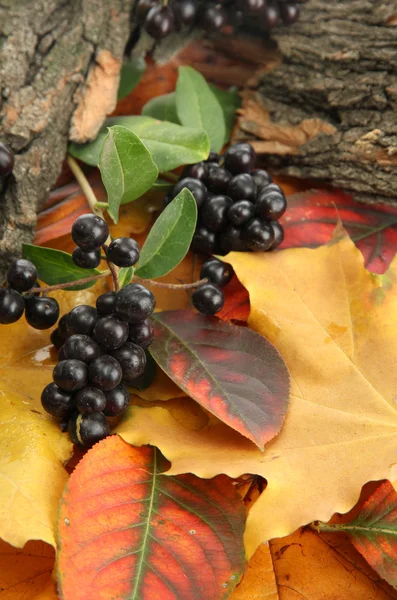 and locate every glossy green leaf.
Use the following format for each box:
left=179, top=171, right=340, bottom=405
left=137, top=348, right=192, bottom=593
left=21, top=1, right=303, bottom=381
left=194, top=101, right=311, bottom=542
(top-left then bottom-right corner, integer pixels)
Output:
left=135, top=188, right=197, bottom=279
left=176, top=66, right=226, bottom=152
left=99, top=125, right=158, bottom=223
left=22, top=245, right=101, bottom=290
left=142, top=92, right=179, bottom=123
left=209, top=84, right=241, bottom=144
left=118, top=267, right=134, bottom=288
left=69, top=116, right=210, bottom=171
left=117, top=57, right=146, bottom=100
